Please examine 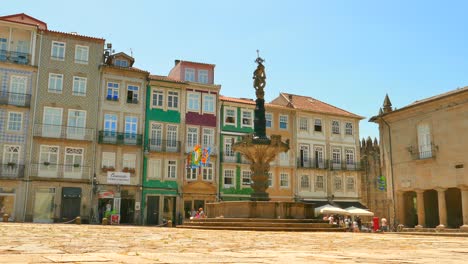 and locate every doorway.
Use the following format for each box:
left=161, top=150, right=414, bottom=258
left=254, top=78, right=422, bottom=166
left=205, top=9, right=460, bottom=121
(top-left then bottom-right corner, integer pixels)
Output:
left=120, top=198, right=135, bottom=224
left=146, top=196, right=160, bottom=225
left=61, top=187, right=81, bottom=222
